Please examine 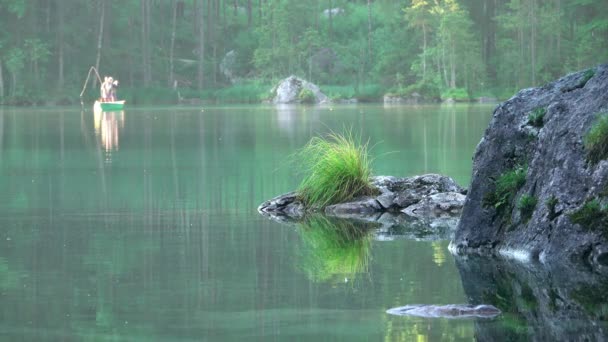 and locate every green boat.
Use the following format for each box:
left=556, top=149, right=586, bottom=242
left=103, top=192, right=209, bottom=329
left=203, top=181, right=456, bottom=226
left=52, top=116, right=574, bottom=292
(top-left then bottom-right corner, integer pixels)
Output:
left=94, top=100, right=125, bottom=112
